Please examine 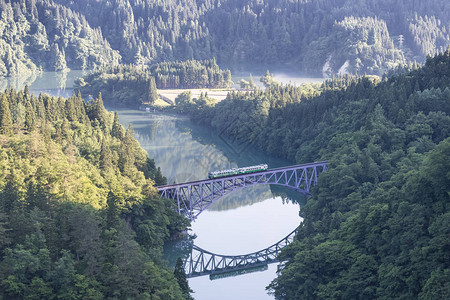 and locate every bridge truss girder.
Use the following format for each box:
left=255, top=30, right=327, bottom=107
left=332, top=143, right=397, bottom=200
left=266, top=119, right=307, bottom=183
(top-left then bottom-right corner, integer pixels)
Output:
left=185, top=228, right=297, bottom=278
left=159, top=162, right=328, bottom=221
